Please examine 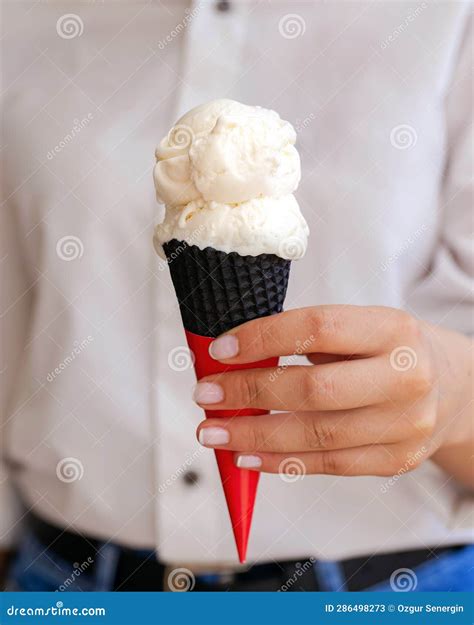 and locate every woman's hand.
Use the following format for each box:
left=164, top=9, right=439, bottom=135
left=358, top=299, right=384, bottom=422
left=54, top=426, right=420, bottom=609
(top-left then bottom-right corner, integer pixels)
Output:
left=194, top=306, right=473, bottom=485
